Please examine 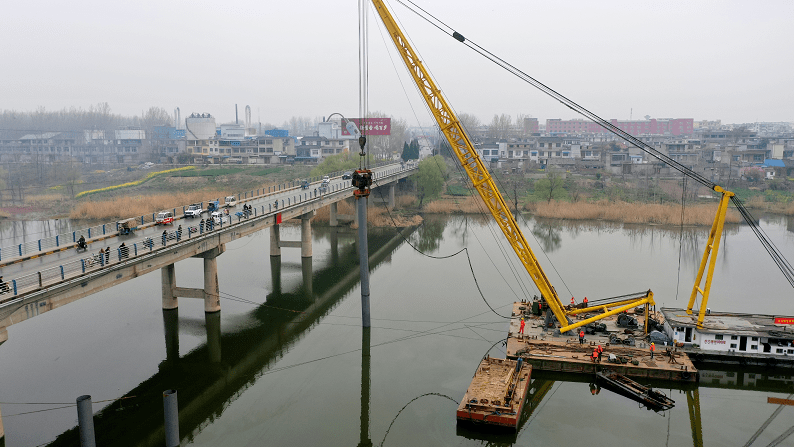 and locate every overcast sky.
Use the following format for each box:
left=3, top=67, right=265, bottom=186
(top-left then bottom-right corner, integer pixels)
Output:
left=3, top=0, right=792, bottom=128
